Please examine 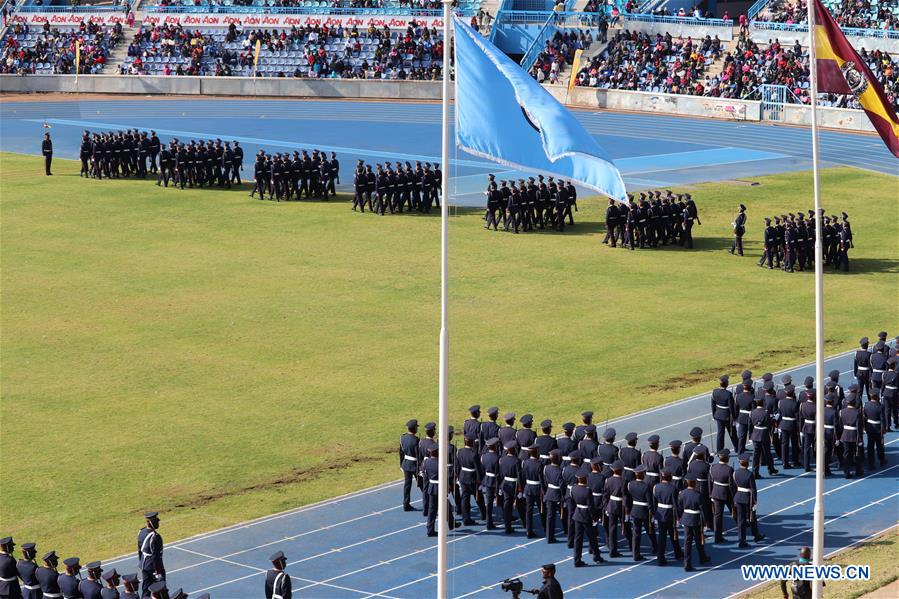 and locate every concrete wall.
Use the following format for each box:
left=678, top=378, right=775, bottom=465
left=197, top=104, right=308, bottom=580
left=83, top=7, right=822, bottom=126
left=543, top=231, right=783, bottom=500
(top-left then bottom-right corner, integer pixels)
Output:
left=560, top=85, right=762, bottom=122
left=780, top=104, right=877, bottom=133
left=0, top=74, right=445, bottom=100
left=622, top=17, right=734, bottom=41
